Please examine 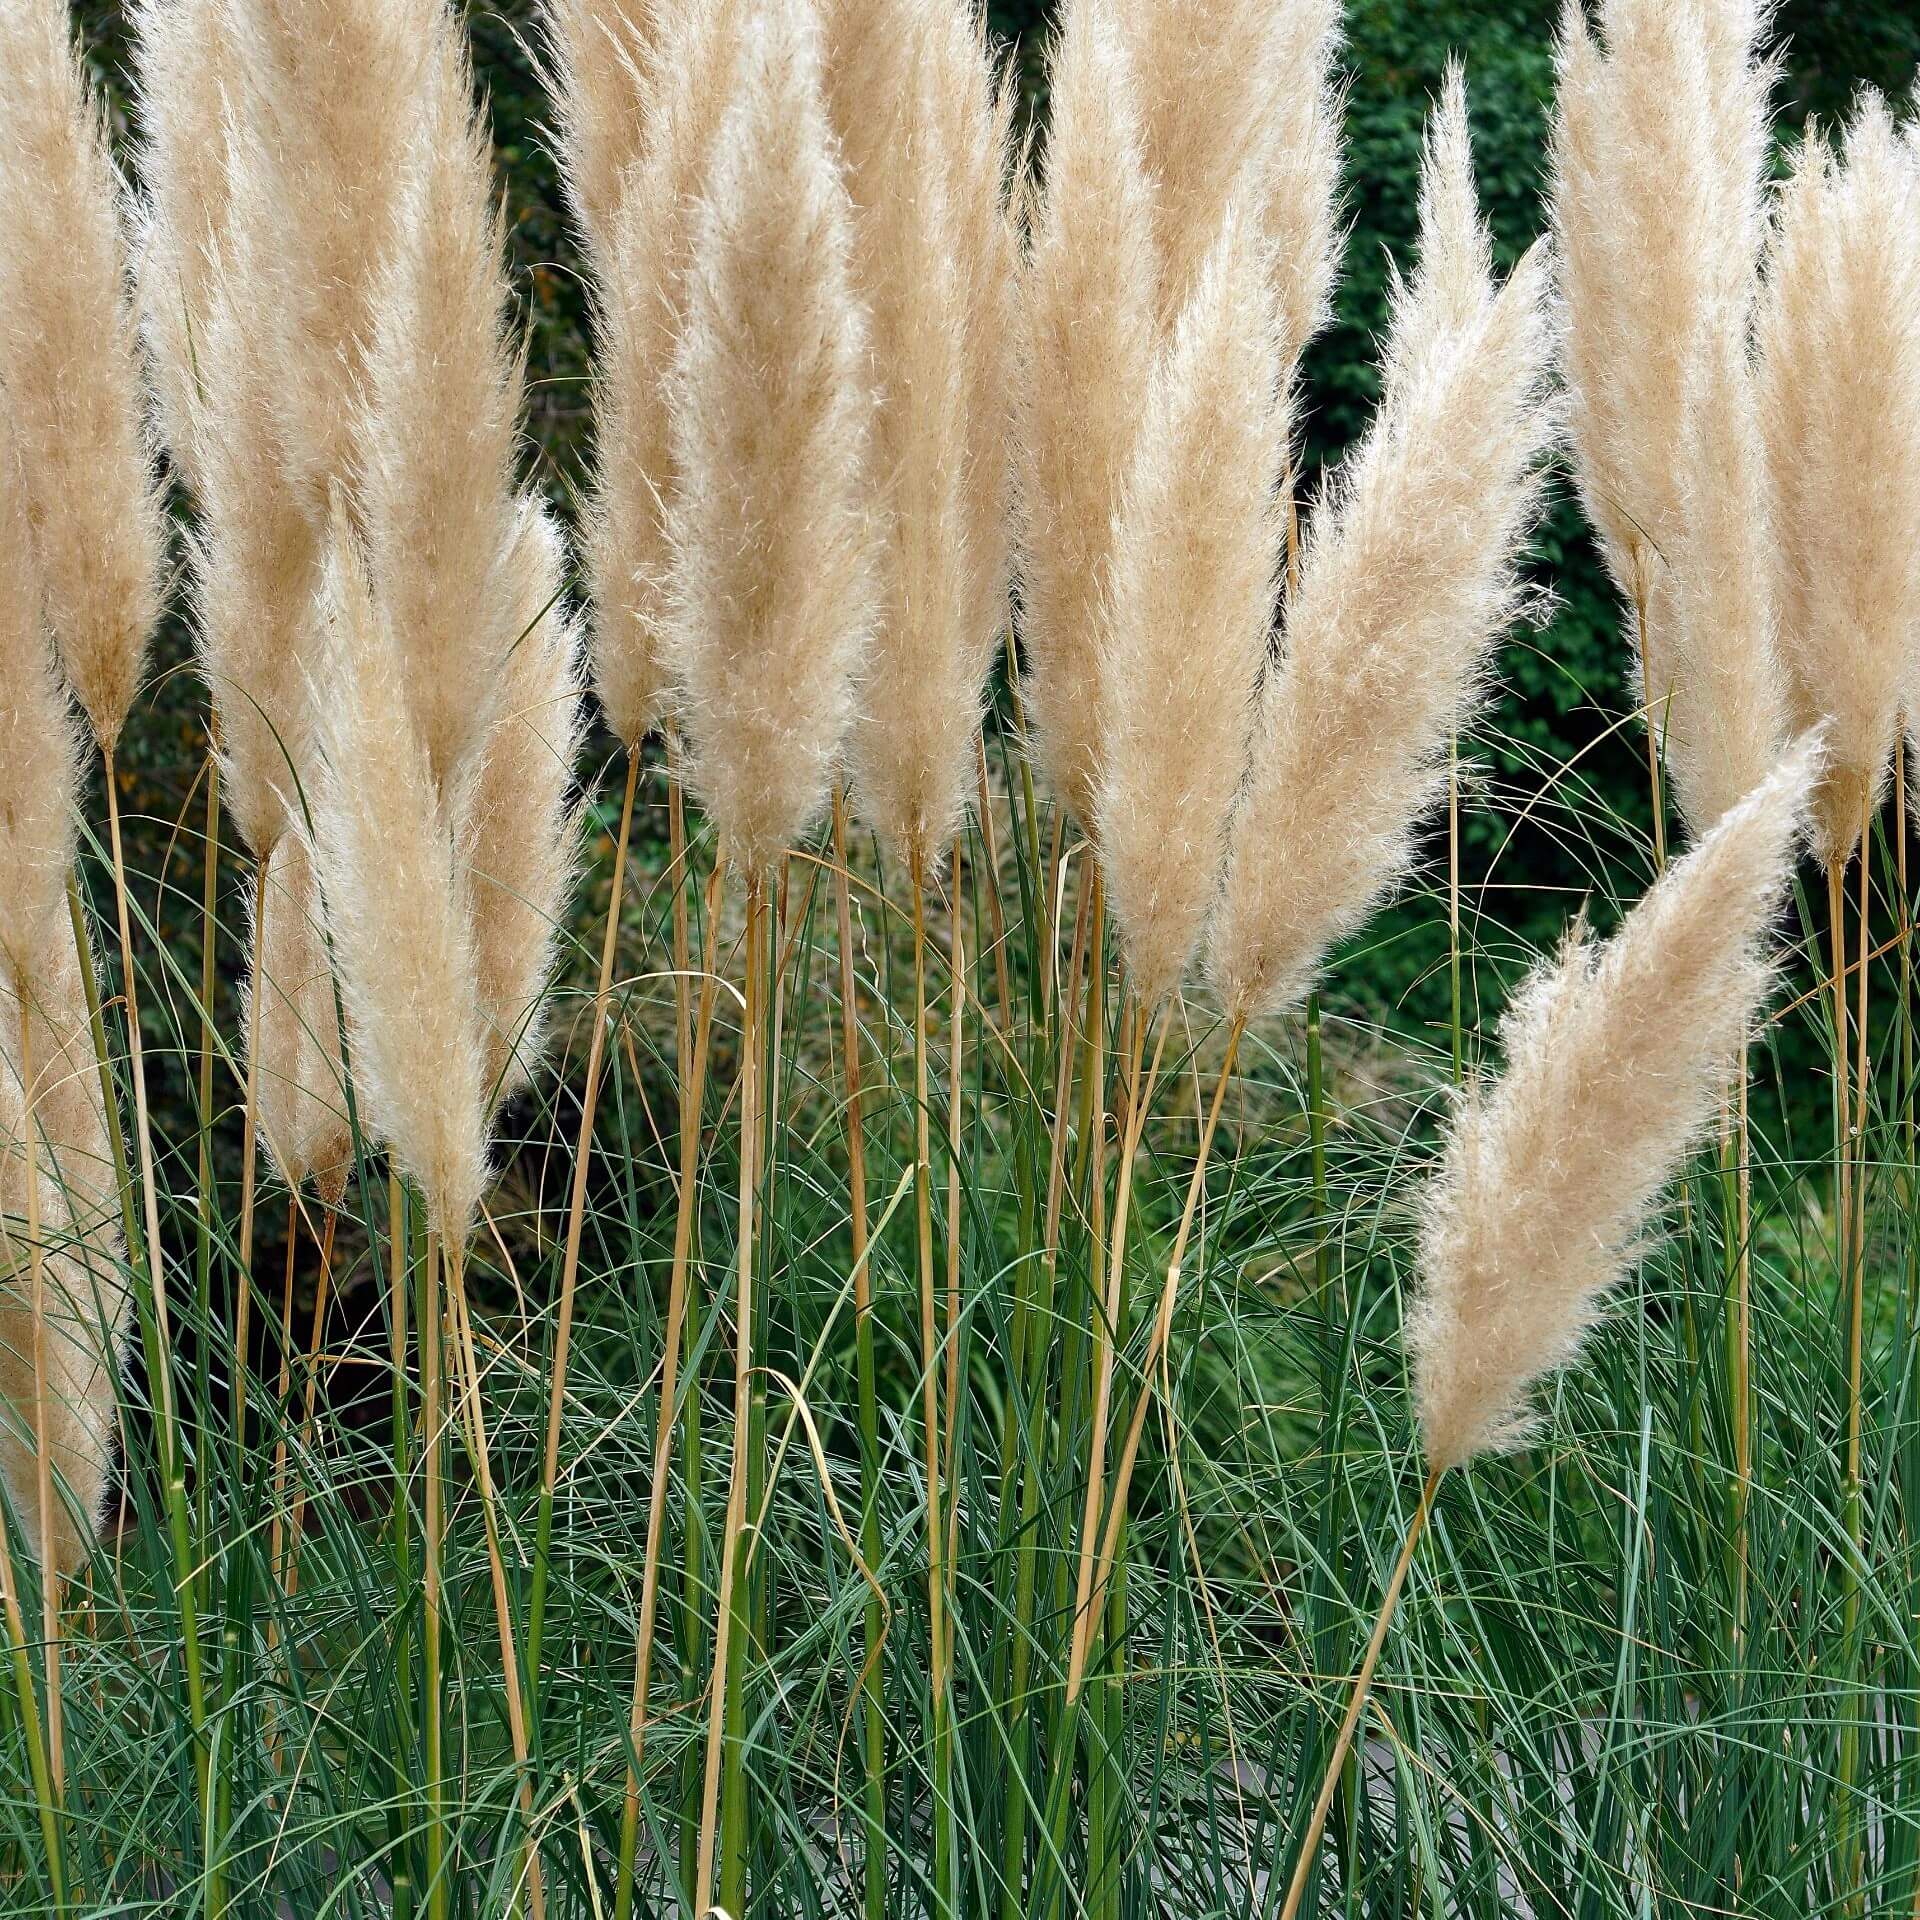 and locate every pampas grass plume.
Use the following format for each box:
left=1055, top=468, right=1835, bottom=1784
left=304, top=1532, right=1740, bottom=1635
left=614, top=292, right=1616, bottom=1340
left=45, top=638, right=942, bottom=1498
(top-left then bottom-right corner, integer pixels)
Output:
left=0, top=0, right=165, bottom=753
left=308, top=522, right=487, bottom=1245
left=225, top=0, right=425, bottom=520
left=1016, top=0, right=1158, bottom=828
left=1209, top=75, right=1557, bottom=1021
left=1756, top=95, right=1920, bottom=869
left=1551, top=0, right=1784, bottom=839
left=357, top=10, right=525, bottom=791
left=1409, top=736, right=1818, bottom=1471
left=461, top=498, right=585, bottom=1110
left=1094, top=204, right=1285, bottom=1008
left=831, top=0, right=1014, bottom=872
left=662, top=0, right=876, bottom=878
left=577, top=0, right=745, bottom=750
left=250, top=835, right=350, bottom=1204
left=545, top=0, right=654, bottom=279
